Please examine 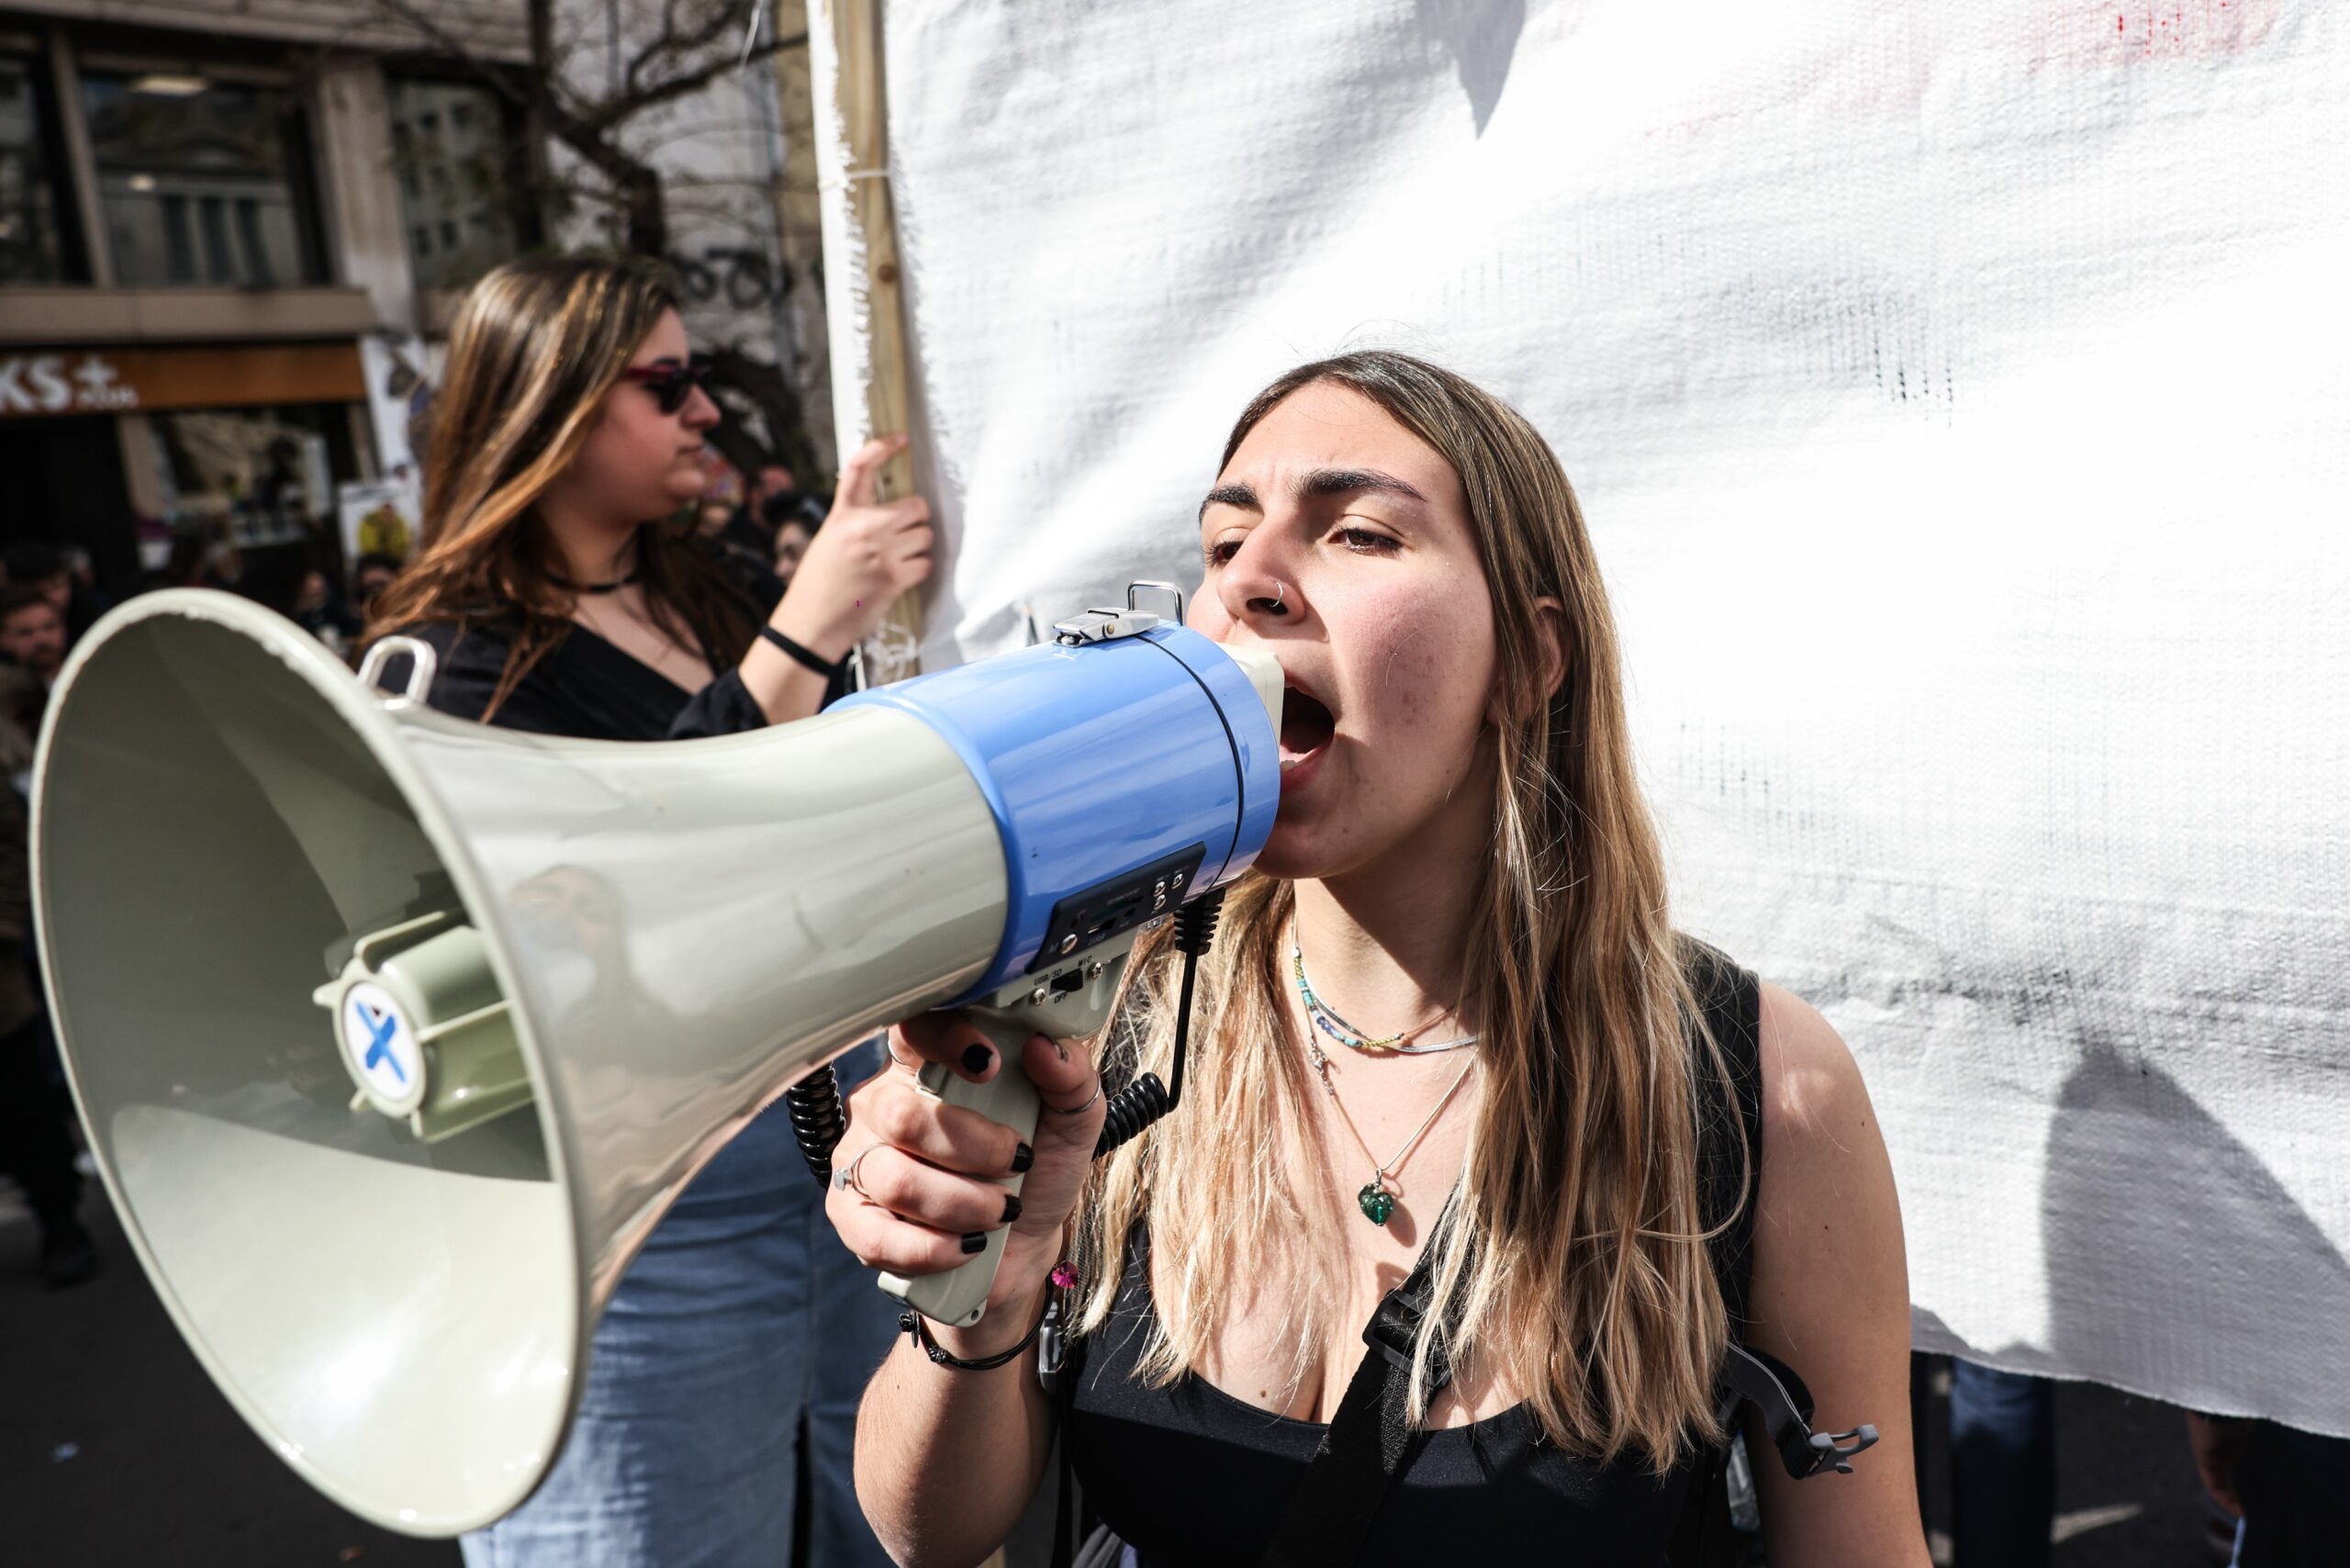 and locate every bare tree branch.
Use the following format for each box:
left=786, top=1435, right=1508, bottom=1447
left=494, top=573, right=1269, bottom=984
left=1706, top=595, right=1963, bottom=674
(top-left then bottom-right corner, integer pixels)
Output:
left=623, top=0, right=685, bottom=100
left=370, top=0, right=529, bottom=107
left=364, top=0, right=822, bottom=471
left=586, top=29, right=803, bottom=134
left=624, top=0, right=752, bottom=102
